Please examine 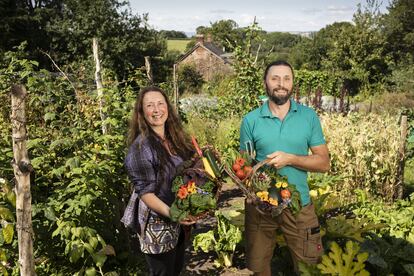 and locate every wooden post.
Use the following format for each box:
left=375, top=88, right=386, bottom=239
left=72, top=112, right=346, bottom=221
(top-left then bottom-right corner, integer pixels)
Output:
left=173, top=63, right=179, bottom=108
left=10, top=84, right=35, bottom=276
left=92, top=37, right=107, bottom=135
left=144, top=56, right=153, bottom=84
left=395, top=115, right=408, bottom=199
